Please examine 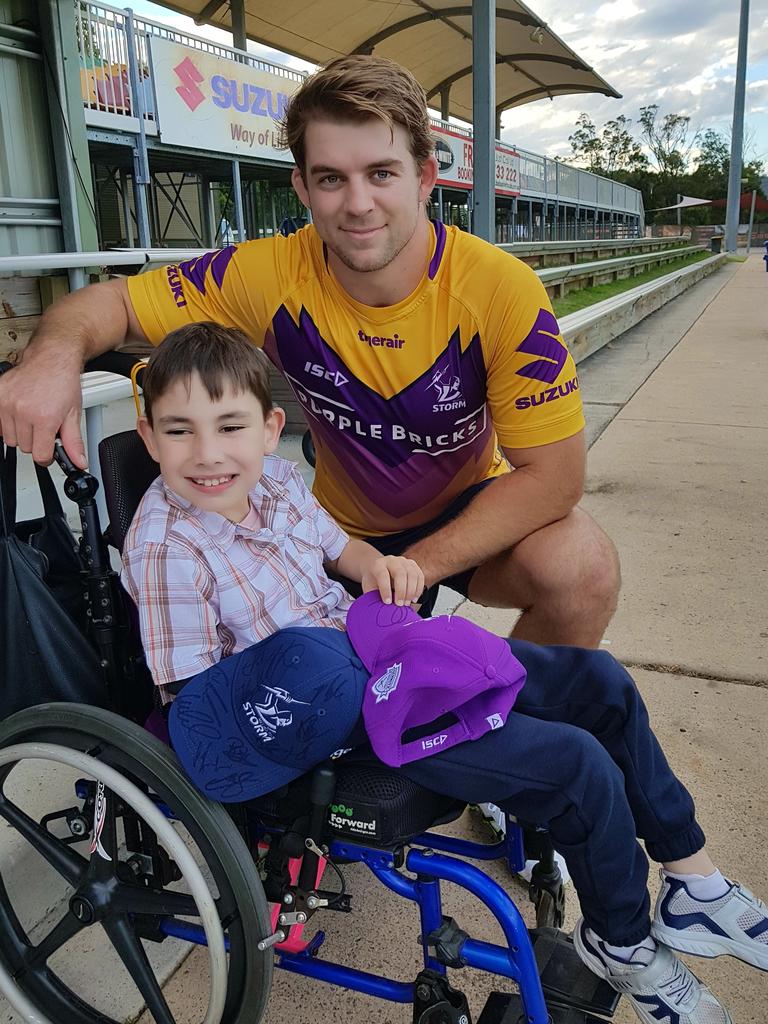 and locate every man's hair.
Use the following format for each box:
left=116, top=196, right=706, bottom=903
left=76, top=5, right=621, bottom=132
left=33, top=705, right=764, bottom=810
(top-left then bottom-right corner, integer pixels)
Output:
left=279, top=55, right=434, bottom=175
left=141, top=322, right=273, bottom=424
